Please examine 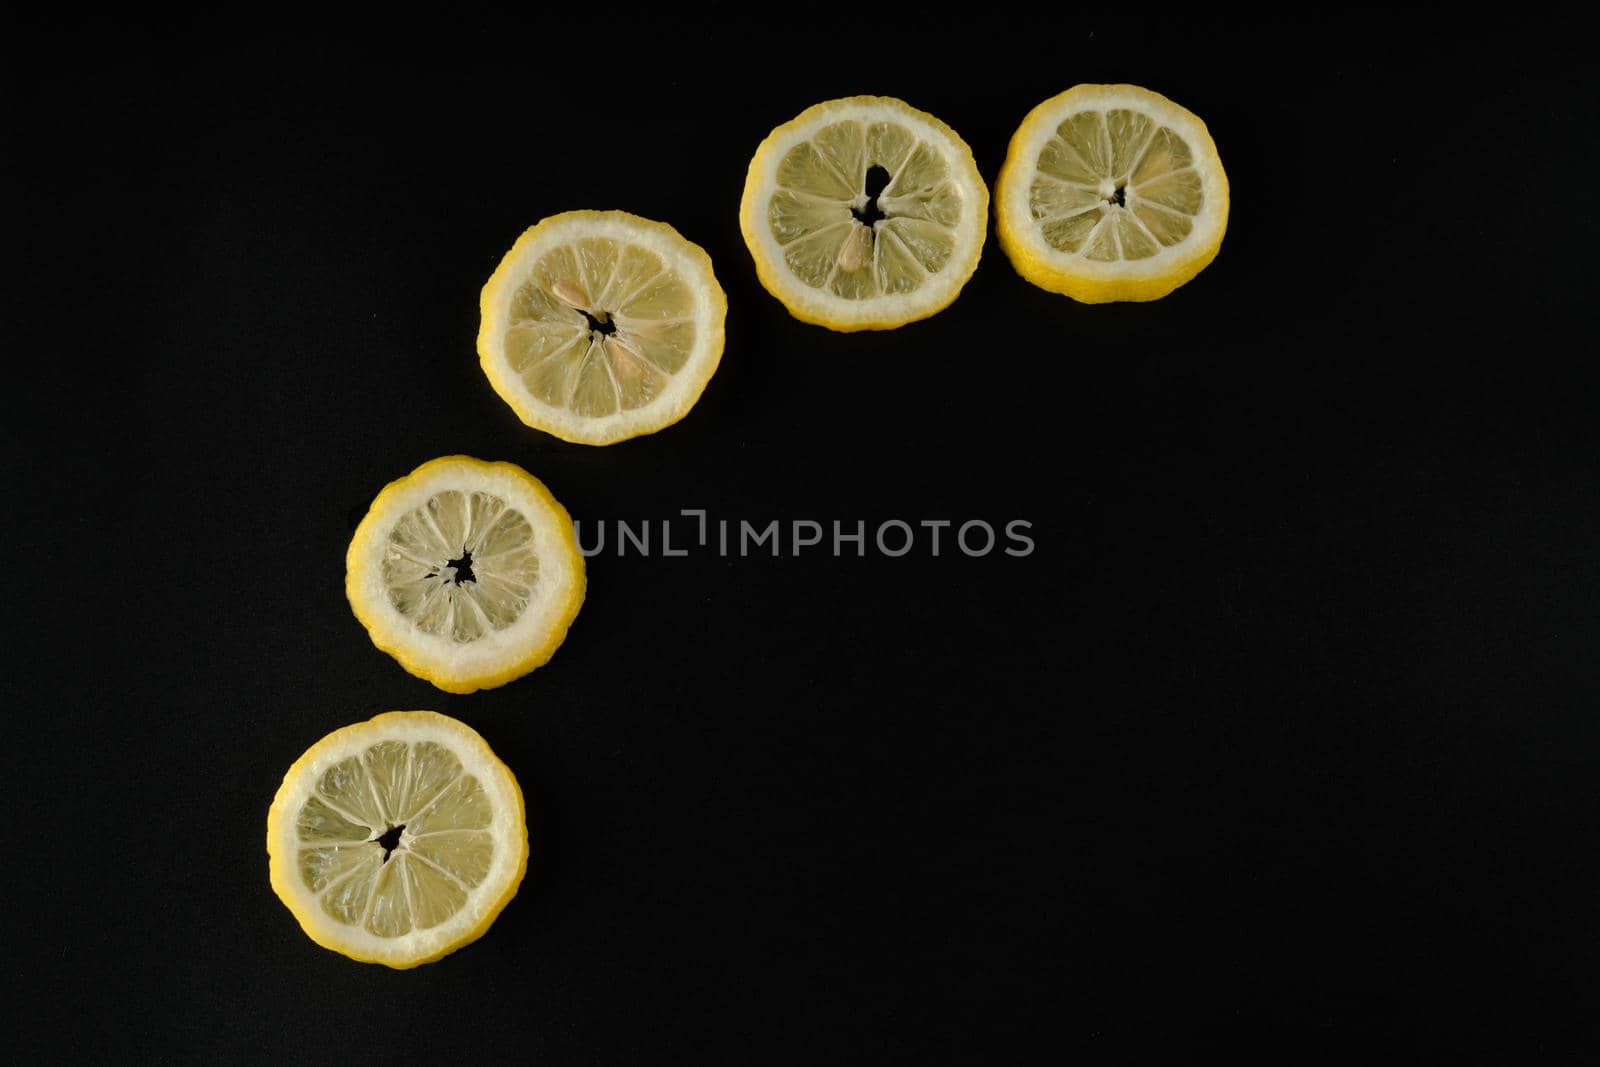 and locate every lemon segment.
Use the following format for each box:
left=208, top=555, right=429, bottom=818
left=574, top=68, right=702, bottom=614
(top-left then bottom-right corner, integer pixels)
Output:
left=740, top=96, right=988, bottom=331
left=346, top=456, right=585, bottom=694
left=478, top=210, right=726, bottom=446
left=996, top=84, right=1228, bottom=303
left=267, top=711, right=529, bottom=969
